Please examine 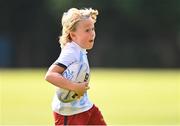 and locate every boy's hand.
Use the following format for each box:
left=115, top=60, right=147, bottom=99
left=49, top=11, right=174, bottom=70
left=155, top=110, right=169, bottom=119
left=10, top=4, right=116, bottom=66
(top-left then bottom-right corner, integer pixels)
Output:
left=73, top=82, right=90, bottom=97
